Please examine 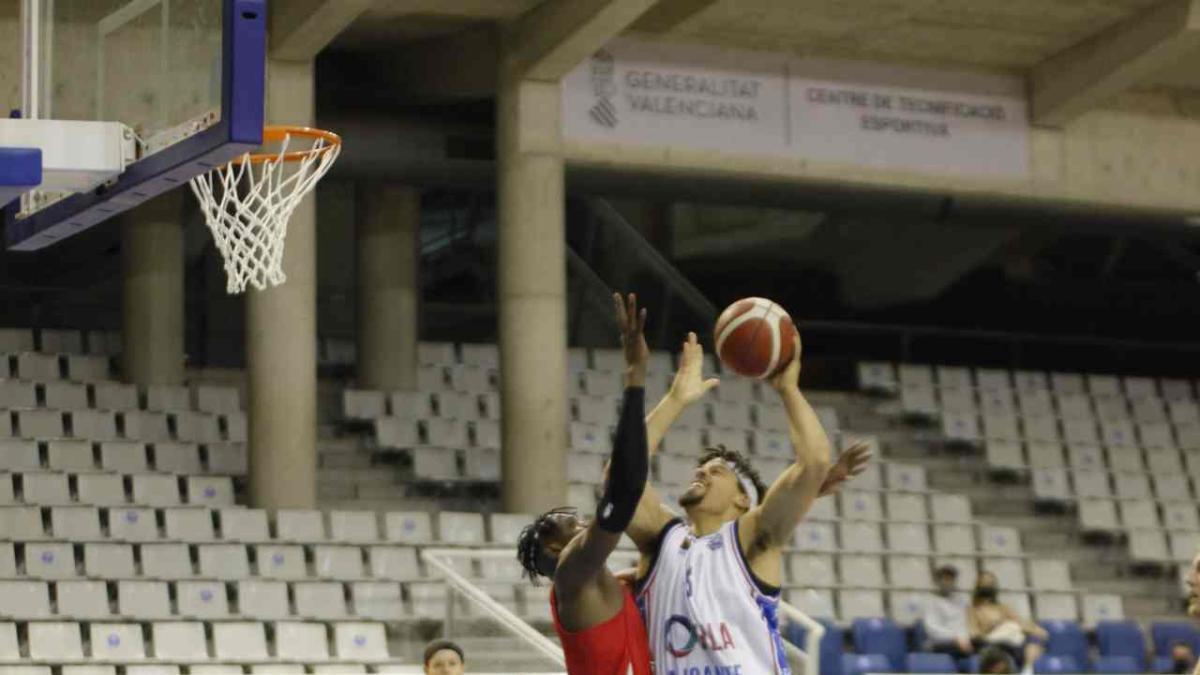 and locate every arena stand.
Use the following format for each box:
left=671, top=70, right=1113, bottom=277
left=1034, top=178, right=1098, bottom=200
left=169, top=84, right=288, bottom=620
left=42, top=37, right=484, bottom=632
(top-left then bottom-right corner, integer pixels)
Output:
left=5, top=324, right=1200, bottom=673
